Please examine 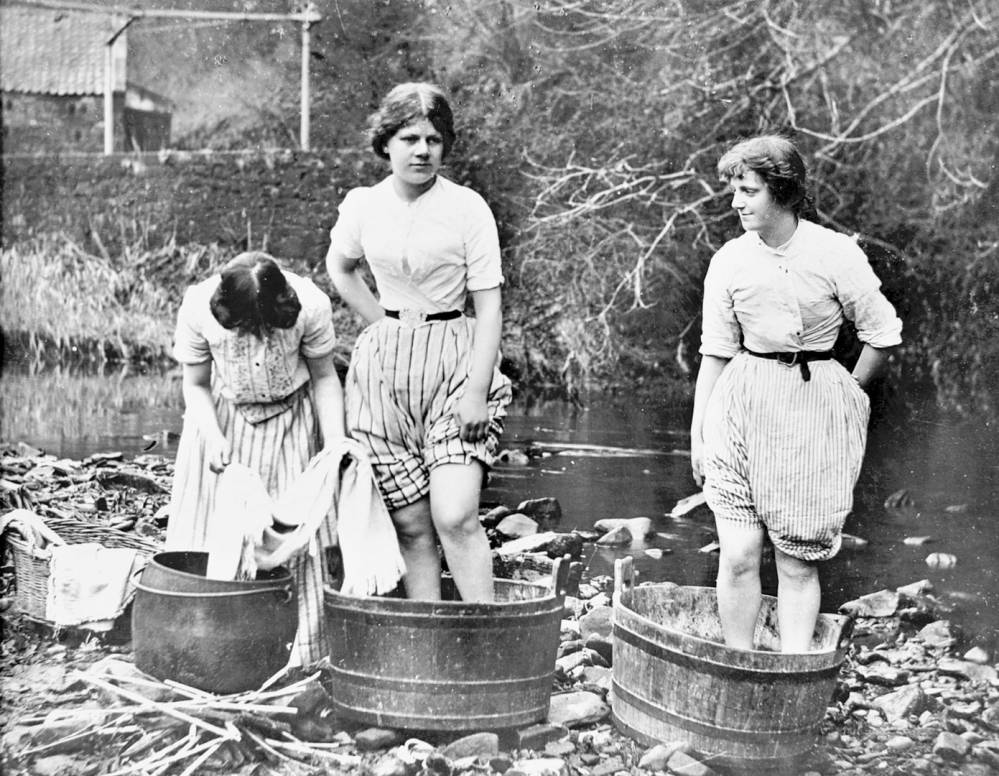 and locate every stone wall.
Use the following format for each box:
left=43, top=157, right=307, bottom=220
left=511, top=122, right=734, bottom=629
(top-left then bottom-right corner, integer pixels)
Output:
left=2, top=149, right=374, bottom=263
